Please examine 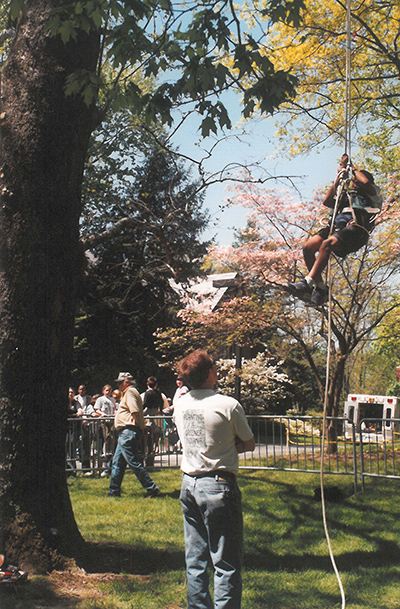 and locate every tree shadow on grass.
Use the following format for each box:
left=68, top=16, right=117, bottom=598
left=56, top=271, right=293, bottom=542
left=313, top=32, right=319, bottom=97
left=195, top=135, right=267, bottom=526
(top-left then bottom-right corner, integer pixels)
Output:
left=78, top=540, right=185, bottom=575
left=76, top=474, right=400, bottom=582
left=244, top=538, right=400, bottom=573
left=78, top=524, right=400, bottom=580
left=0, top=576, right=80, bottom=609
left=241, top=472, right=400, bottom=574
